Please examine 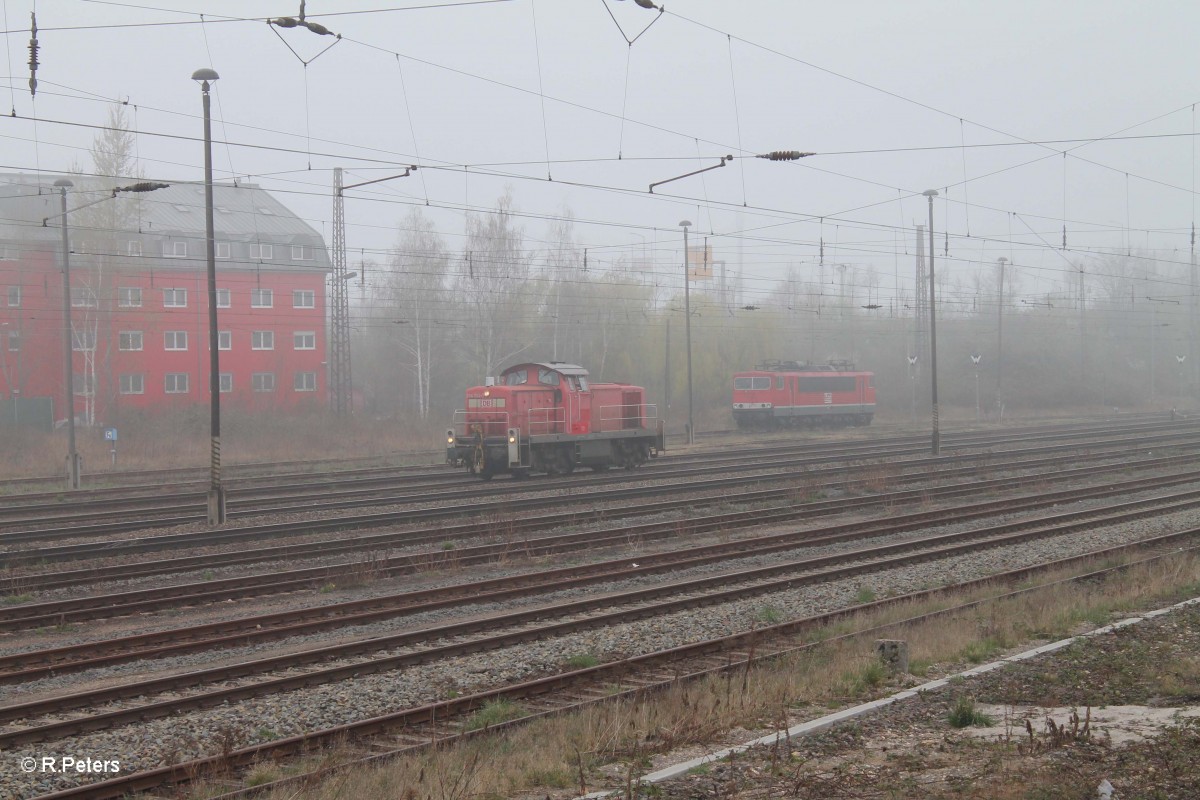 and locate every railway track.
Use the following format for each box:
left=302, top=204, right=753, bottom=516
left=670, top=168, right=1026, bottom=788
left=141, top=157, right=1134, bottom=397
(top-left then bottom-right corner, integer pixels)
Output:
left=1, top=412, right=1157, bottom=494
left=4, top=413, right=1198, bottom=799
left=5, top=469, right=1200, bottom=746
left=4, top=421, right=1198, bottom=572
left=4, top=458, right=1200, bottom=679
left=4, top=432, right=1200, bottom=599
left=1, top=417, right=1192, bottom=537
left=16, top=532, right=1199, bottom=800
